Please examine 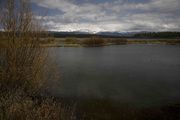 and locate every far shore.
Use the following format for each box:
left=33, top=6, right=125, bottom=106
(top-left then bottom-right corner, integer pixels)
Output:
left=1, top=37, right=180, bottom=48
left=40, top=38, right=180, bottom=47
